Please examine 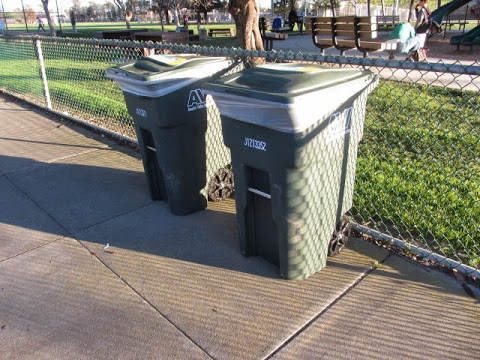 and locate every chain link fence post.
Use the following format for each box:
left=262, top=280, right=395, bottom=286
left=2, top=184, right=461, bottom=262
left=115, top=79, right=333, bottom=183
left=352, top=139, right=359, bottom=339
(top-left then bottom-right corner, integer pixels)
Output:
left=34, top=37, right=51, bottom=110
